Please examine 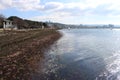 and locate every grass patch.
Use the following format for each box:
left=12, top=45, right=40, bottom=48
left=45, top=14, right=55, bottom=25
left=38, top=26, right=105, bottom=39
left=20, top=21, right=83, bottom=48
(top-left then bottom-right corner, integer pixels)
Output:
left=0, top=29, right=3, bottom=33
